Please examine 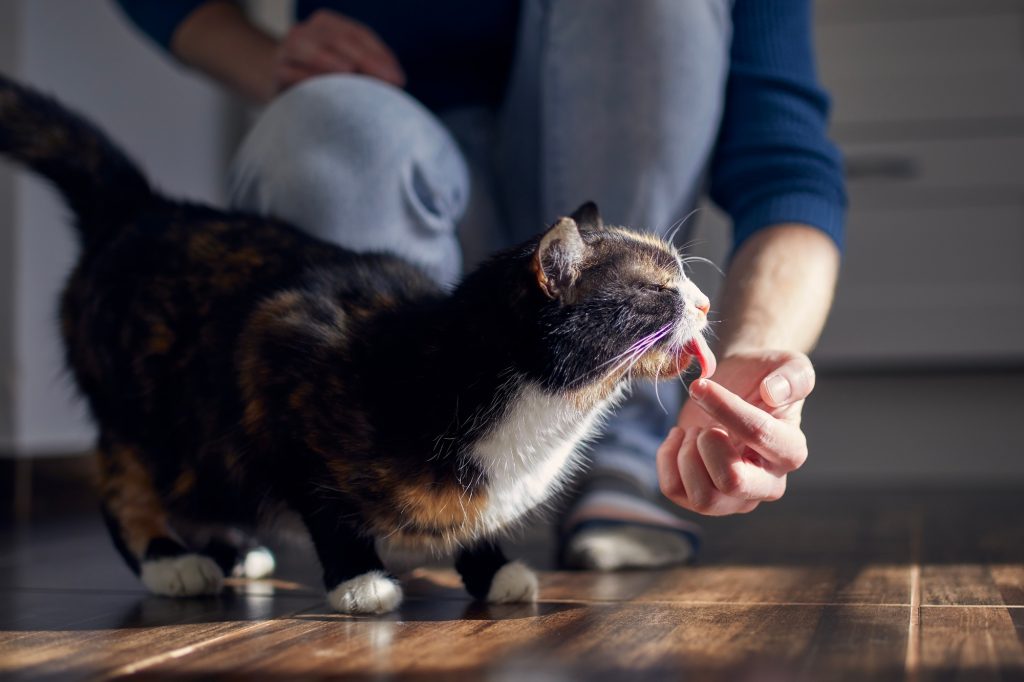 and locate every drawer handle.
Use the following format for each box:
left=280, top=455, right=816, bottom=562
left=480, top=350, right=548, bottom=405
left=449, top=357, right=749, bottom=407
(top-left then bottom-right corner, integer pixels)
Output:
left=845, top=155, right=919, bottom=181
